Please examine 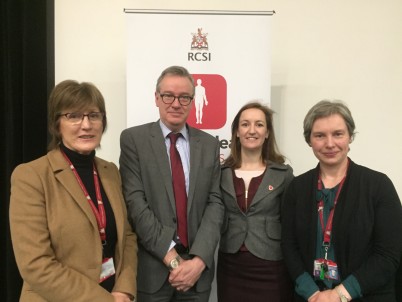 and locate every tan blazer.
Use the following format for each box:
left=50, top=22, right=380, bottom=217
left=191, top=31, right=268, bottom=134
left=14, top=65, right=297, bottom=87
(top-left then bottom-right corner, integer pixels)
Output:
left=9, top=149, right=137, bottom=302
